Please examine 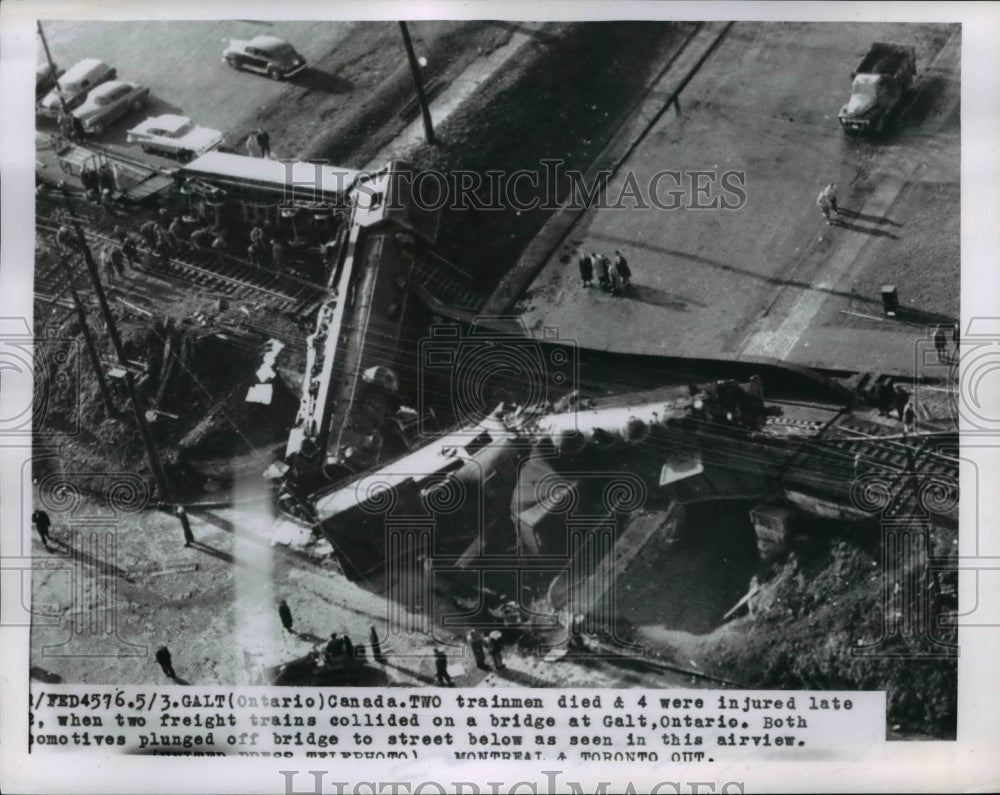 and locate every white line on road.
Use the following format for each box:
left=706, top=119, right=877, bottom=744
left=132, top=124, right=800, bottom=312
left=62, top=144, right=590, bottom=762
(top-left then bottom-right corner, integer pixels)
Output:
left=739, top=168, right=917, bottom=361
